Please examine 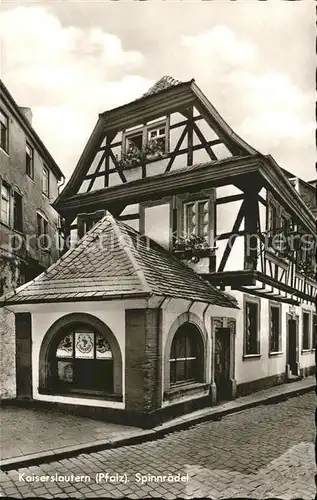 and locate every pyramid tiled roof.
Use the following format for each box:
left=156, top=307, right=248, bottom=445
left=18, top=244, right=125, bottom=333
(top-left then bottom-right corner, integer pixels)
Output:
left=3, top=215, right=238, bottom=308
left=142, top=76, right=183, bottom=97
